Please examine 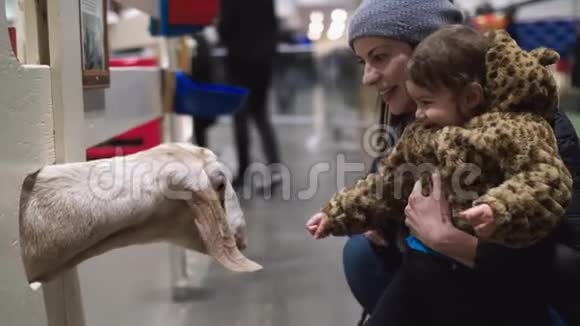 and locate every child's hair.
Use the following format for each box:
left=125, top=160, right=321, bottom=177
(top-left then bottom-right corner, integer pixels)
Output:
left=406, top=24, right=489, bottom=95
